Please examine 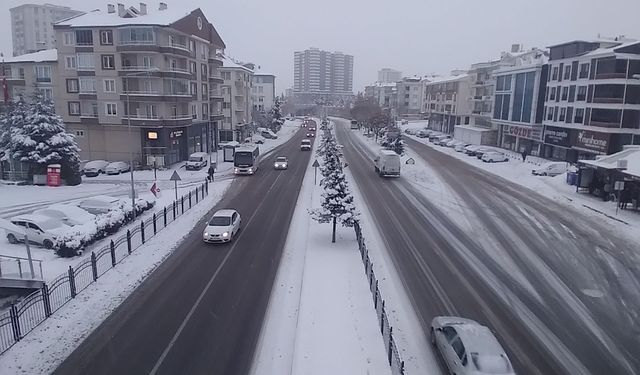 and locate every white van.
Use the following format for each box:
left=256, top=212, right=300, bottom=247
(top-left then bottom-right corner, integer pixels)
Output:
left=186, top=152, right=208, bottom=170
left=532, top=162, right=567, bottom=176
left=373, top=149, right=401, bottom=177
